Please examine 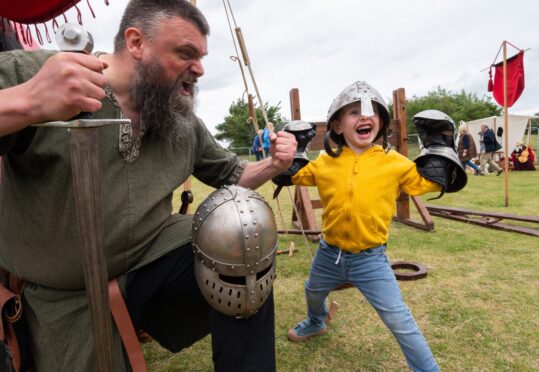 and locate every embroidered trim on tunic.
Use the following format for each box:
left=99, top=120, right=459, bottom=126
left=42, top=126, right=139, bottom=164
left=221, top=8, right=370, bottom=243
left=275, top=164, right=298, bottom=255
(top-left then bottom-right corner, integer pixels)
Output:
left=103, top=83, right=146, bottom=163
left=227, top=159, right=248, bottom=184
left=96, top=51, right=145, bottom=163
